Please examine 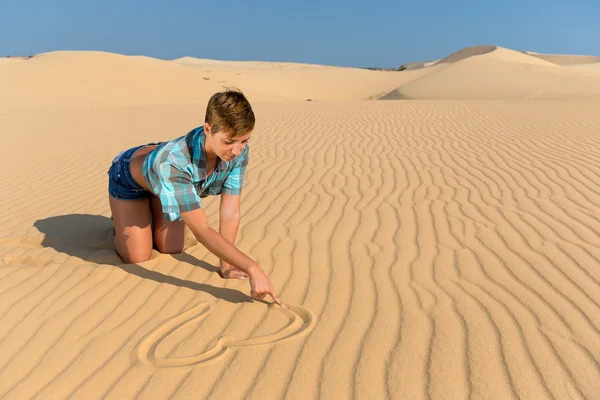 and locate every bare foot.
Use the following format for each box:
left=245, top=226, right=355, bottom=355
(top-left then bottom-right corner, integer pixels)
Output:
left=220, top=266, right=248, bottom=280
